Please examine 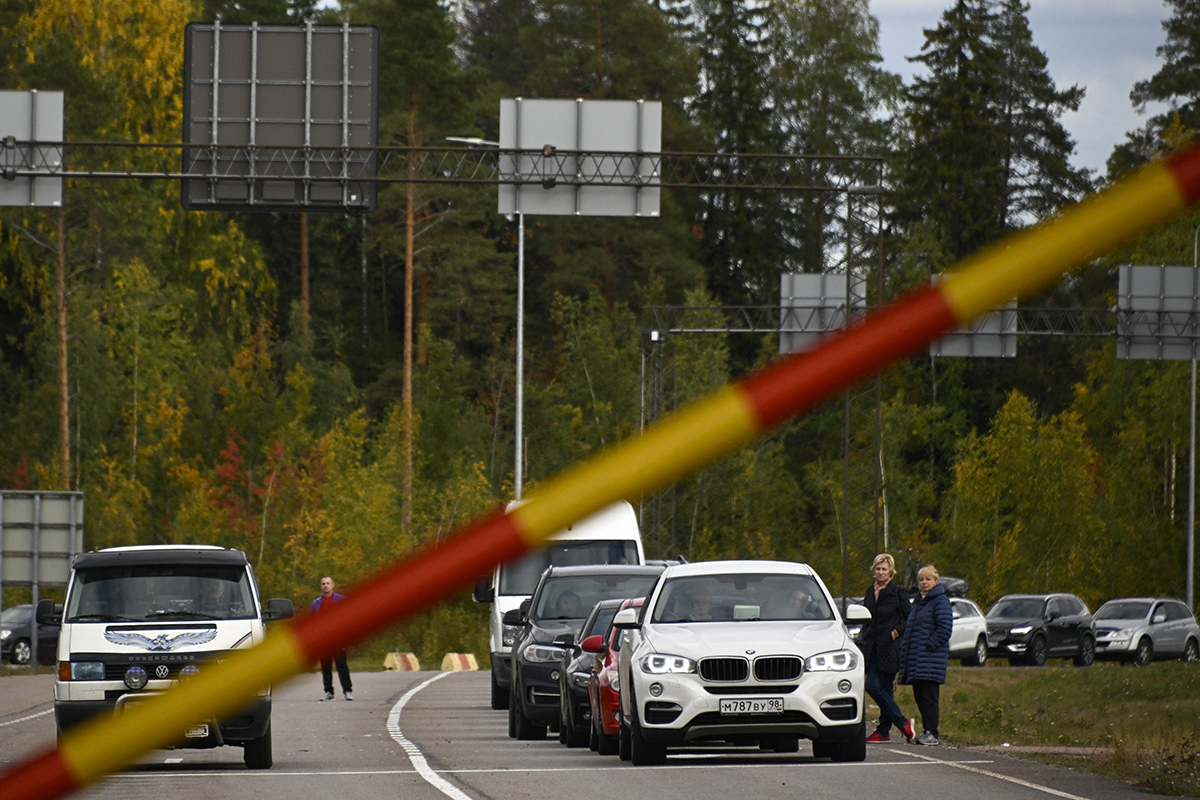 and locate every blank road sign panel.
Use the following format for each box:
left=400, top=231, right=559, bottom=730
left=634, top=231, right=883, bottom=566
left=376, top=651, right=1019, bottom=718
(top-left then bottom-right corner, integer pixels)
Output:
left=0, top=90, right=63, bottom=208
left=183, top=22, right=379, bottom=213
